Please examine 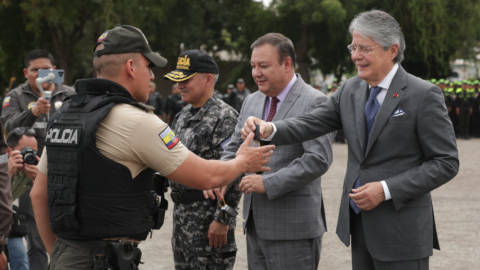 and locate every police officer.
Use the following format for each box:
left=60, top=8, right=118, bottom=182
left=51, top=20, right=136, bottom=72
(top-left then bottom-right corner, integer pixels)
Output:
left=228, top=78, right=251, bottom=112
left=146, top=81, right=163, bottom=118
left=1, top=49, right=75, bottom=270
left=29, top=25, right=274, bottom=269
left=455, top=81, right=472, bottom=139
left=164, top=50, right=241, bottom=270
left=2, top=49, right=76, bottom=156
left=0, top=121, right=12, bottom=270
left=469, top=80, right=480, bottom=137
left=223, top=84, right=234, bottom=106
left=165, top=83, right=185, bottom=125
